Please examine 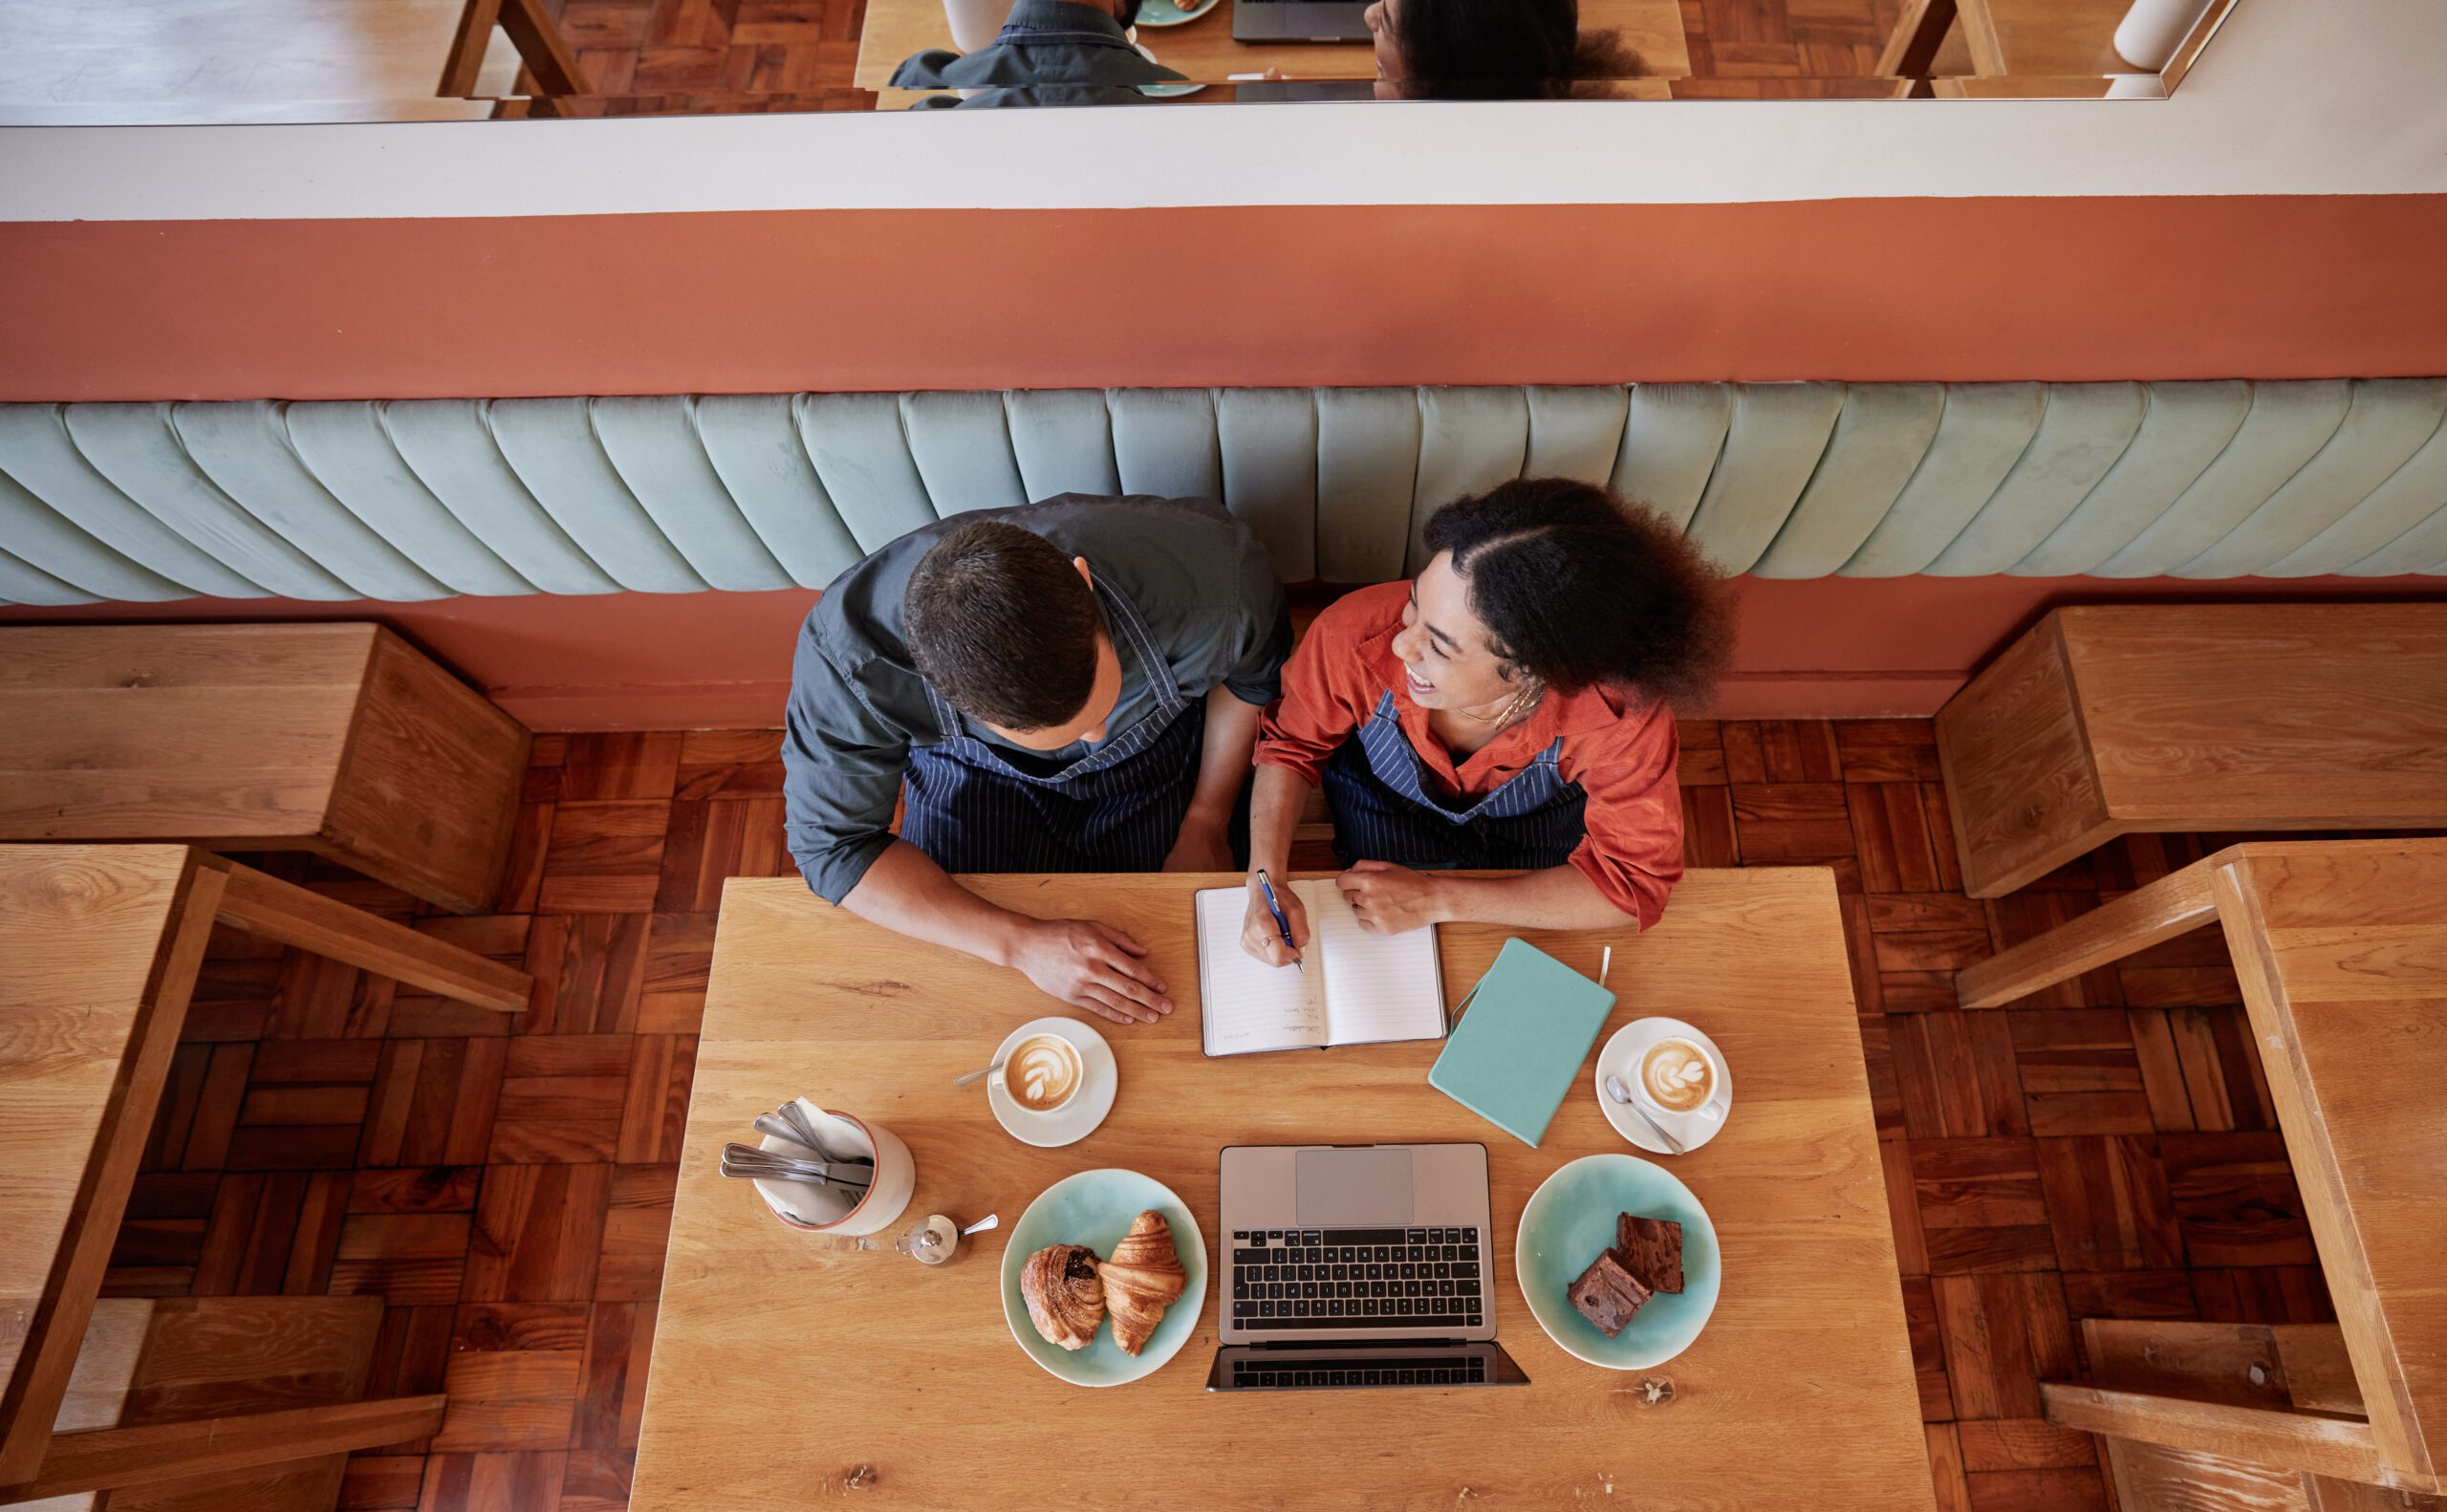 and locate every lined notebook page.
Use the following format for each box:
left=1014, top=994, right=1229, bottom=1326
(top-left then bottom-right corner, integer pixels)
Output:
left=1196, top=886, right=1328, bottom=1054
left=1297, top=880, right=1445, bottom=1047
